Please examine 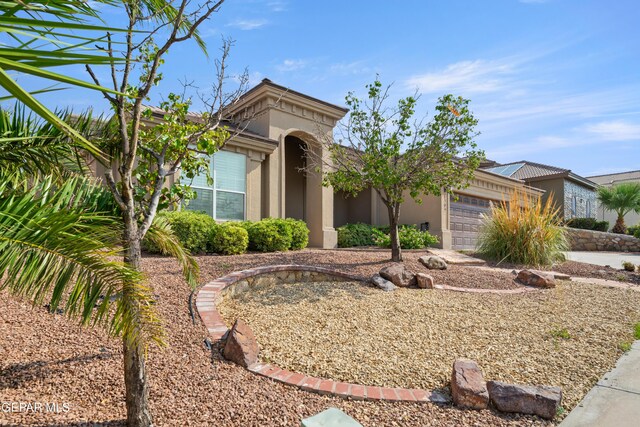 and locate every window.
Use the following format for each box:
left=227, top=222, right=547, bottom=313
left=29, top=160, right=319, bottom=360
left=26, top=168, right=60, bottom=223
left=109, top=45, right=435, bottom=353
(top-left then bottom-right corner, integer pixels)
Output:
left=571, top=195, right=577, bottom=218
left=186, top=150, right=246, bottom=220
left=586, top=200, right=591, bottom=218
